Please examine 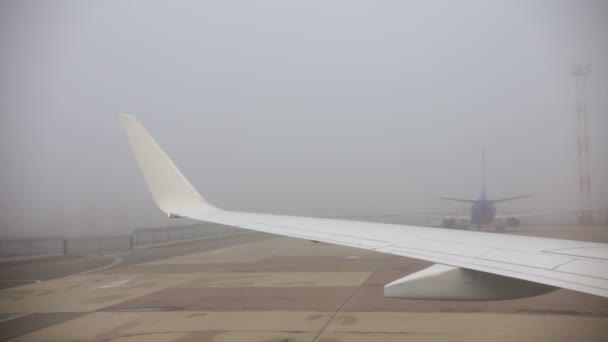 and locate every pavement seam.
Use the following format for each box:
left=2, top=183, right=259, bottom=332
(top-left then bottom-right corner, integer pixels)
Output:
left=310, top=263, right=379, bottom=342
